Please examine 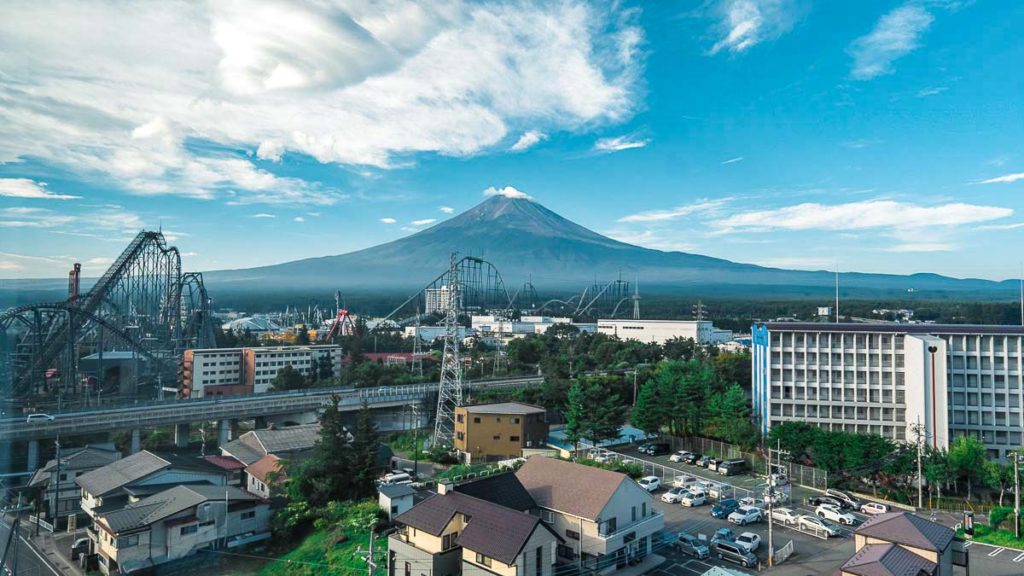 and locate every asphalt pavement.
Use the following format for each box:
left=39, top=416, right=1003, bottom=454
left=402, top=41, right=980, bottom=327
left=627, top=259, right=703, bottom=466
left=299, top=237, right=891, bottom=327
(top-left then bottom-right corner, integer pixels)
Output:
left=1, top=516, right=61, bottom=576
